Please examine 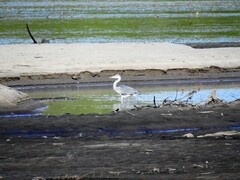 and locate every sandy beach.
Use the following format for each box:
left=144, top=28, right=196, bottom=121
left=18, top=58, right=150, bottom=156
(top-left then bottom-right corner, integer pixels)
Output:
left=0, top=43, right=239, bottom=79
